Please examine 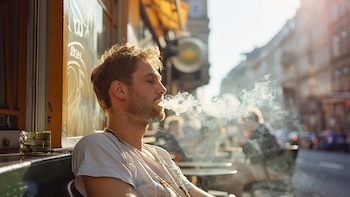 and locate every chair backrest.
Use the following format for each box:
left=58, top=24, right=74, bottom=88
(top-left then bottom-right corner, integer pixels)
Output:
left=64, top=179, right=84, bottom=197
